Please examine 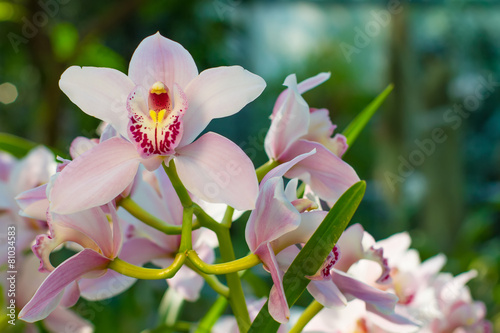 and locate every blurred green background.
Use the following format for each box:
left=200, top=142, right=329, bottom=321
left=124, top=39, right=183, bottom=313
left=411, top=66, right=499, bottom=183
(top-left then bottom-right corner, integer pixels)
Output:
left=1, top=0, right=499, bottom=332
